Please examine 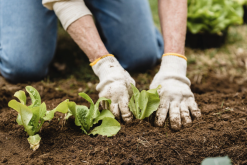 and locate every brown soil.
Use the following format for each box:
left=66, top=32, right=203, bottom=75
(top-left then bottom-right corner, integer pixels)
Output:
left=1, top=75, right=247, bottom=165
